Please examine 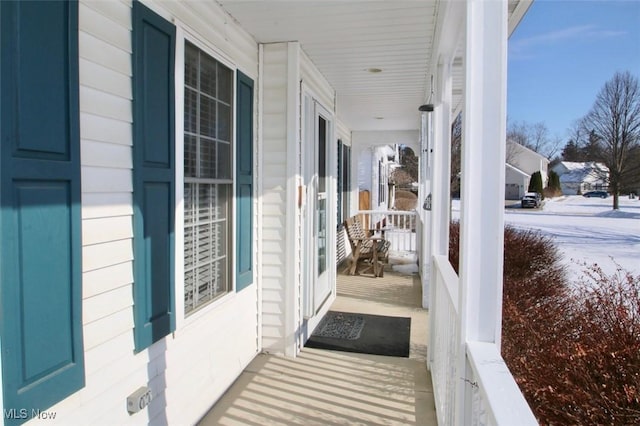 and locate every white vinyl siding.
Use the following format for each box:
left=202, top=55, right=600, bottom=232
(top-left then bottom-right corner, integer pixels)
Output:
left=259, top=43, right=339, bottom=355
left=40, top=1, right=259, bottom=424
left=78, top=1, right=134, bottom=395
left=260, top=43, right=289, bottom=352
